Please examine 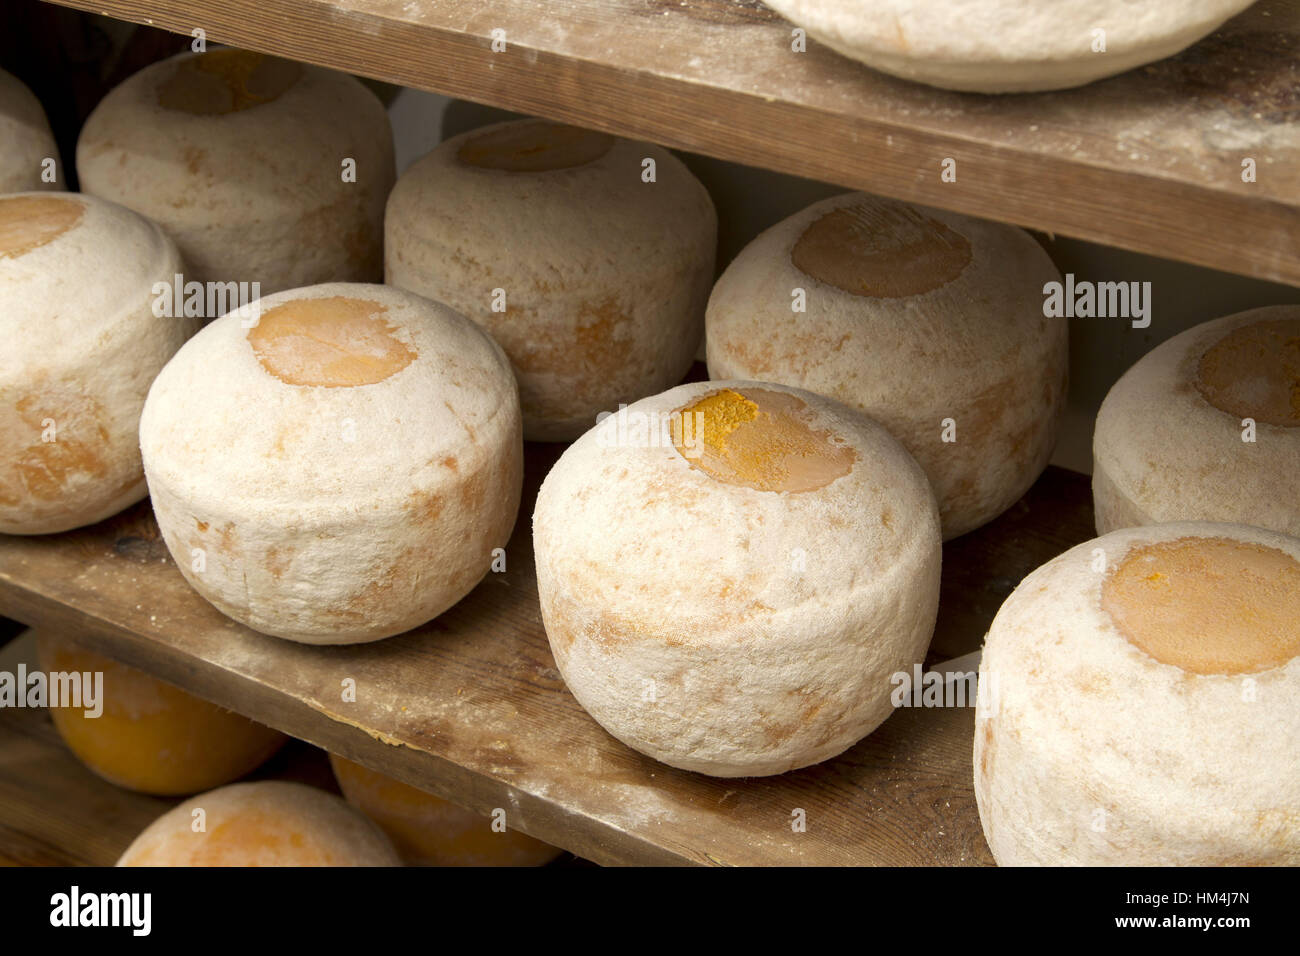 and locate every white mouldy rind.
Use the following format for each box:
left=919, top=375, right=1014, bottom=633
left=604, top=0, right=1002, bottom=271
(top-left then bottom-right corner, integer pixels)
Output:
left=139, top=281, right=523, bottom=645
left=533, top=379, right=942, bottom=777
